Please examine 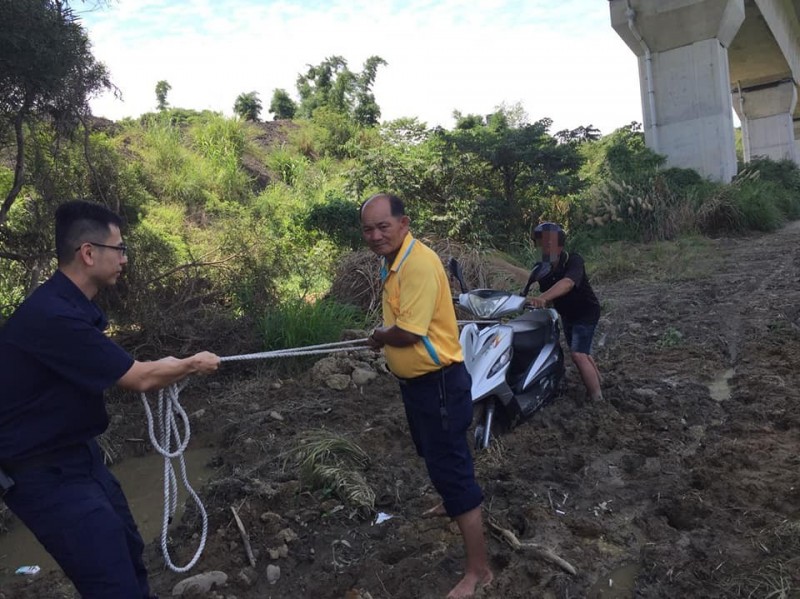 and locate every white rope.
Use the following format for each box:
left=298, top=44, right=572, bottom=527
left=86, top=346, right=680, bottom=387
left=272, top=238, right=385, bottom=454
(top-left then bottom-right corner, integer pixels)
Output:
left=141, top=381, right=208, bottom=573
left=140, top=337, right=371, bottom=572
left=220, top=338, right=370, bottom=362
